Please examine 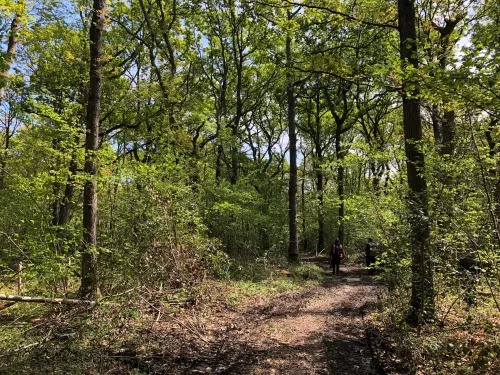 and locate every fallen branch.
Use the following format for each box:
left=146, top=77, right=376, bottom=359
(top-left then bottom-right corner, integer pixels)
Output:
left=0, top=301, right=16, bottom=311
left=0, top=294, right=95, bottom=305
